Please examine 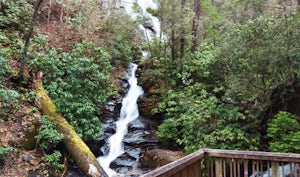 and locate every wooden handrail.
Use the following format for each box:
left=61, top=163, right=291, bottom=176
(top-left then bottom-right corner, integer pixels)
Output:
left=205, top=148, right=300, bottom=162
left=141, top=148, right=300, bottom=177
left=142, top=149, right=205, bottom=177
